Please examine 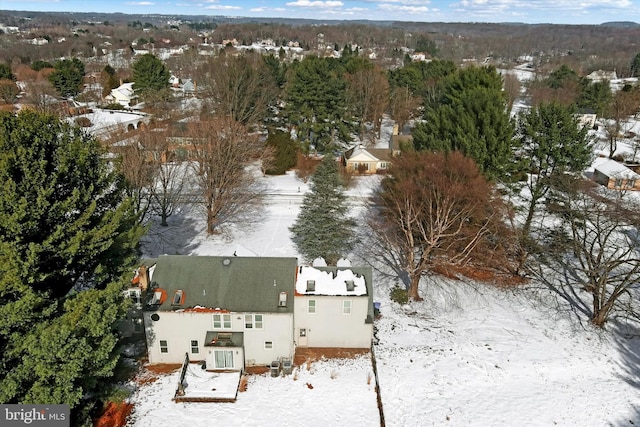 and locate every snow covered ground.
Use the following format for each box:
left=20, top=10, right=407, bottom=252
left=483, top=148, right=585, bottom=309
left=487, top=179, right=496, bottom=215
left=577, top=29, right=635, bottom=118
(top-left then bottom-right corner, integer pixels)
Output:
left=128, top=169, right=640, bottom=426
